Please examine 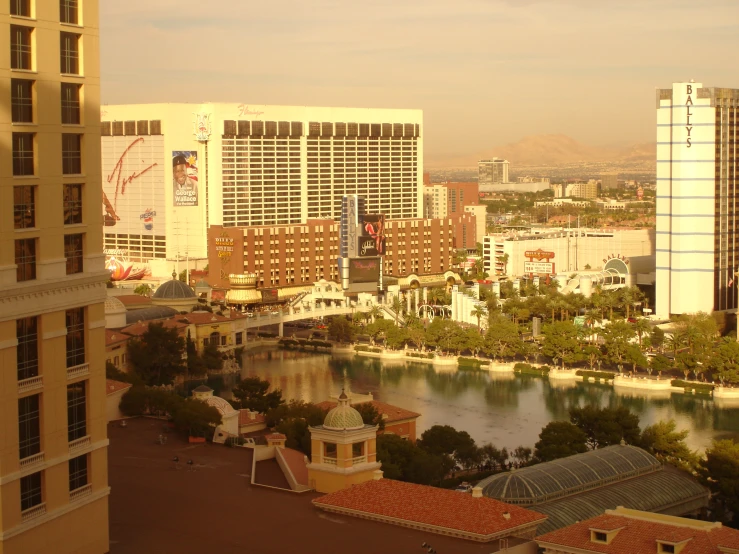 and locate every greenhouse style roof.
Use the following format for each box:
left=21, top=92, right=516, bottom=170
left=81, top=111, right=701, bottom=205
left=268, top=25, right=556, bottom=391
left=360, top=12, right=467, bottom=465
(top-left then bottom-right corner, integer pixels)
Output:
left=478, top=445, right=660, bottom=505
